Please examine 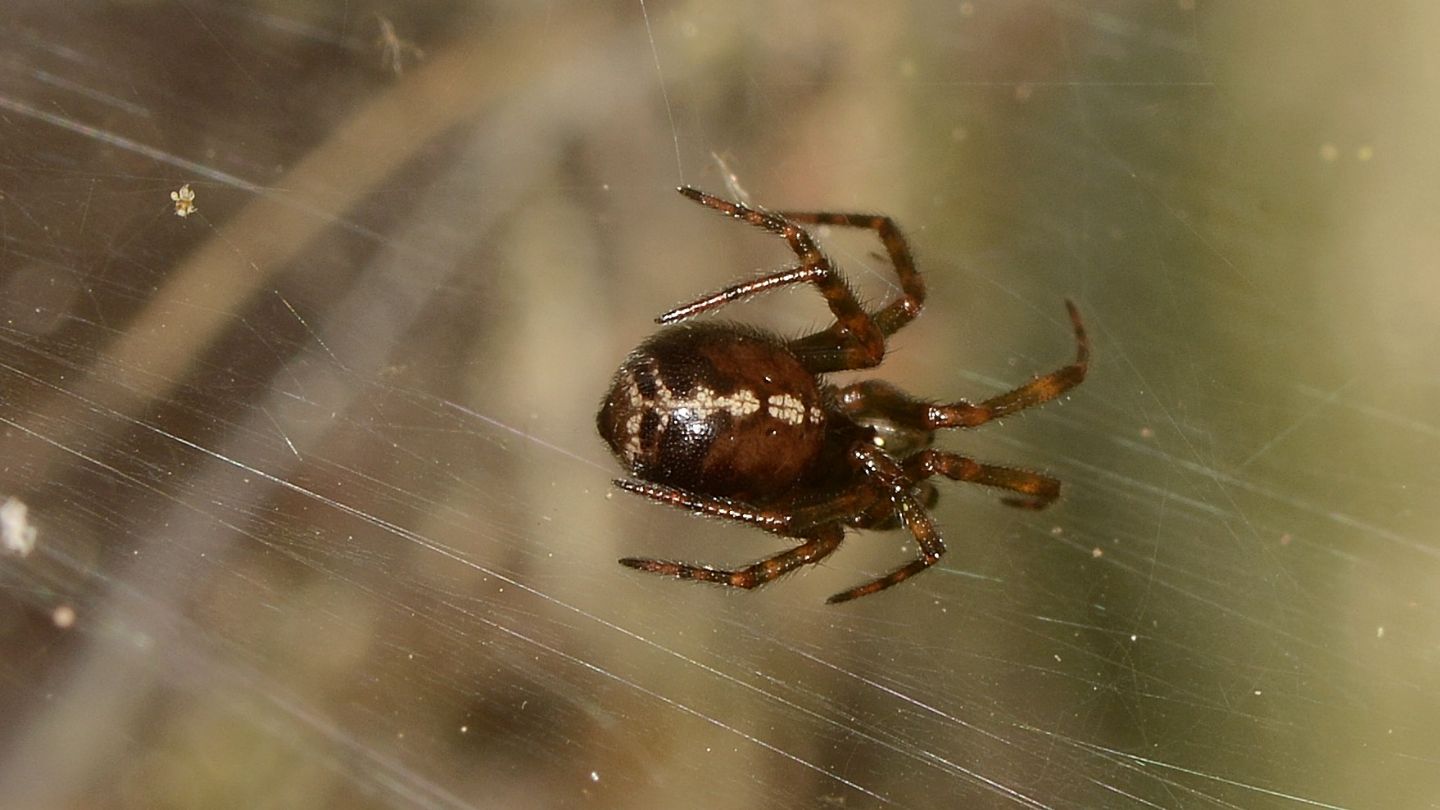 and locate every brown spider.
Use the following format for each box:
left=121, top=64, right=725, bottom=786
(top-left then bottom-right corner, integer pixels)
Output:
left=597, top=188, right=1089, bottom=603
